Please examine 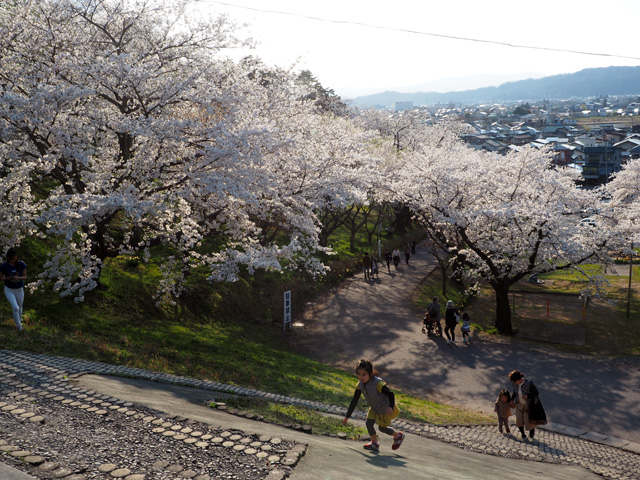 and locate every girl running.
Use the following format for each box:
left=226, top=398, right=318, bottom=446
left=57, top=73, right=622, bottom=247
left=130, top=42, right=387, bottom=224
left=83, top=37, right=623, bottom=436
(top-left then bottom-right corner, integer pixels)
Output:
left=343, top=359, right=405, bottom=451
